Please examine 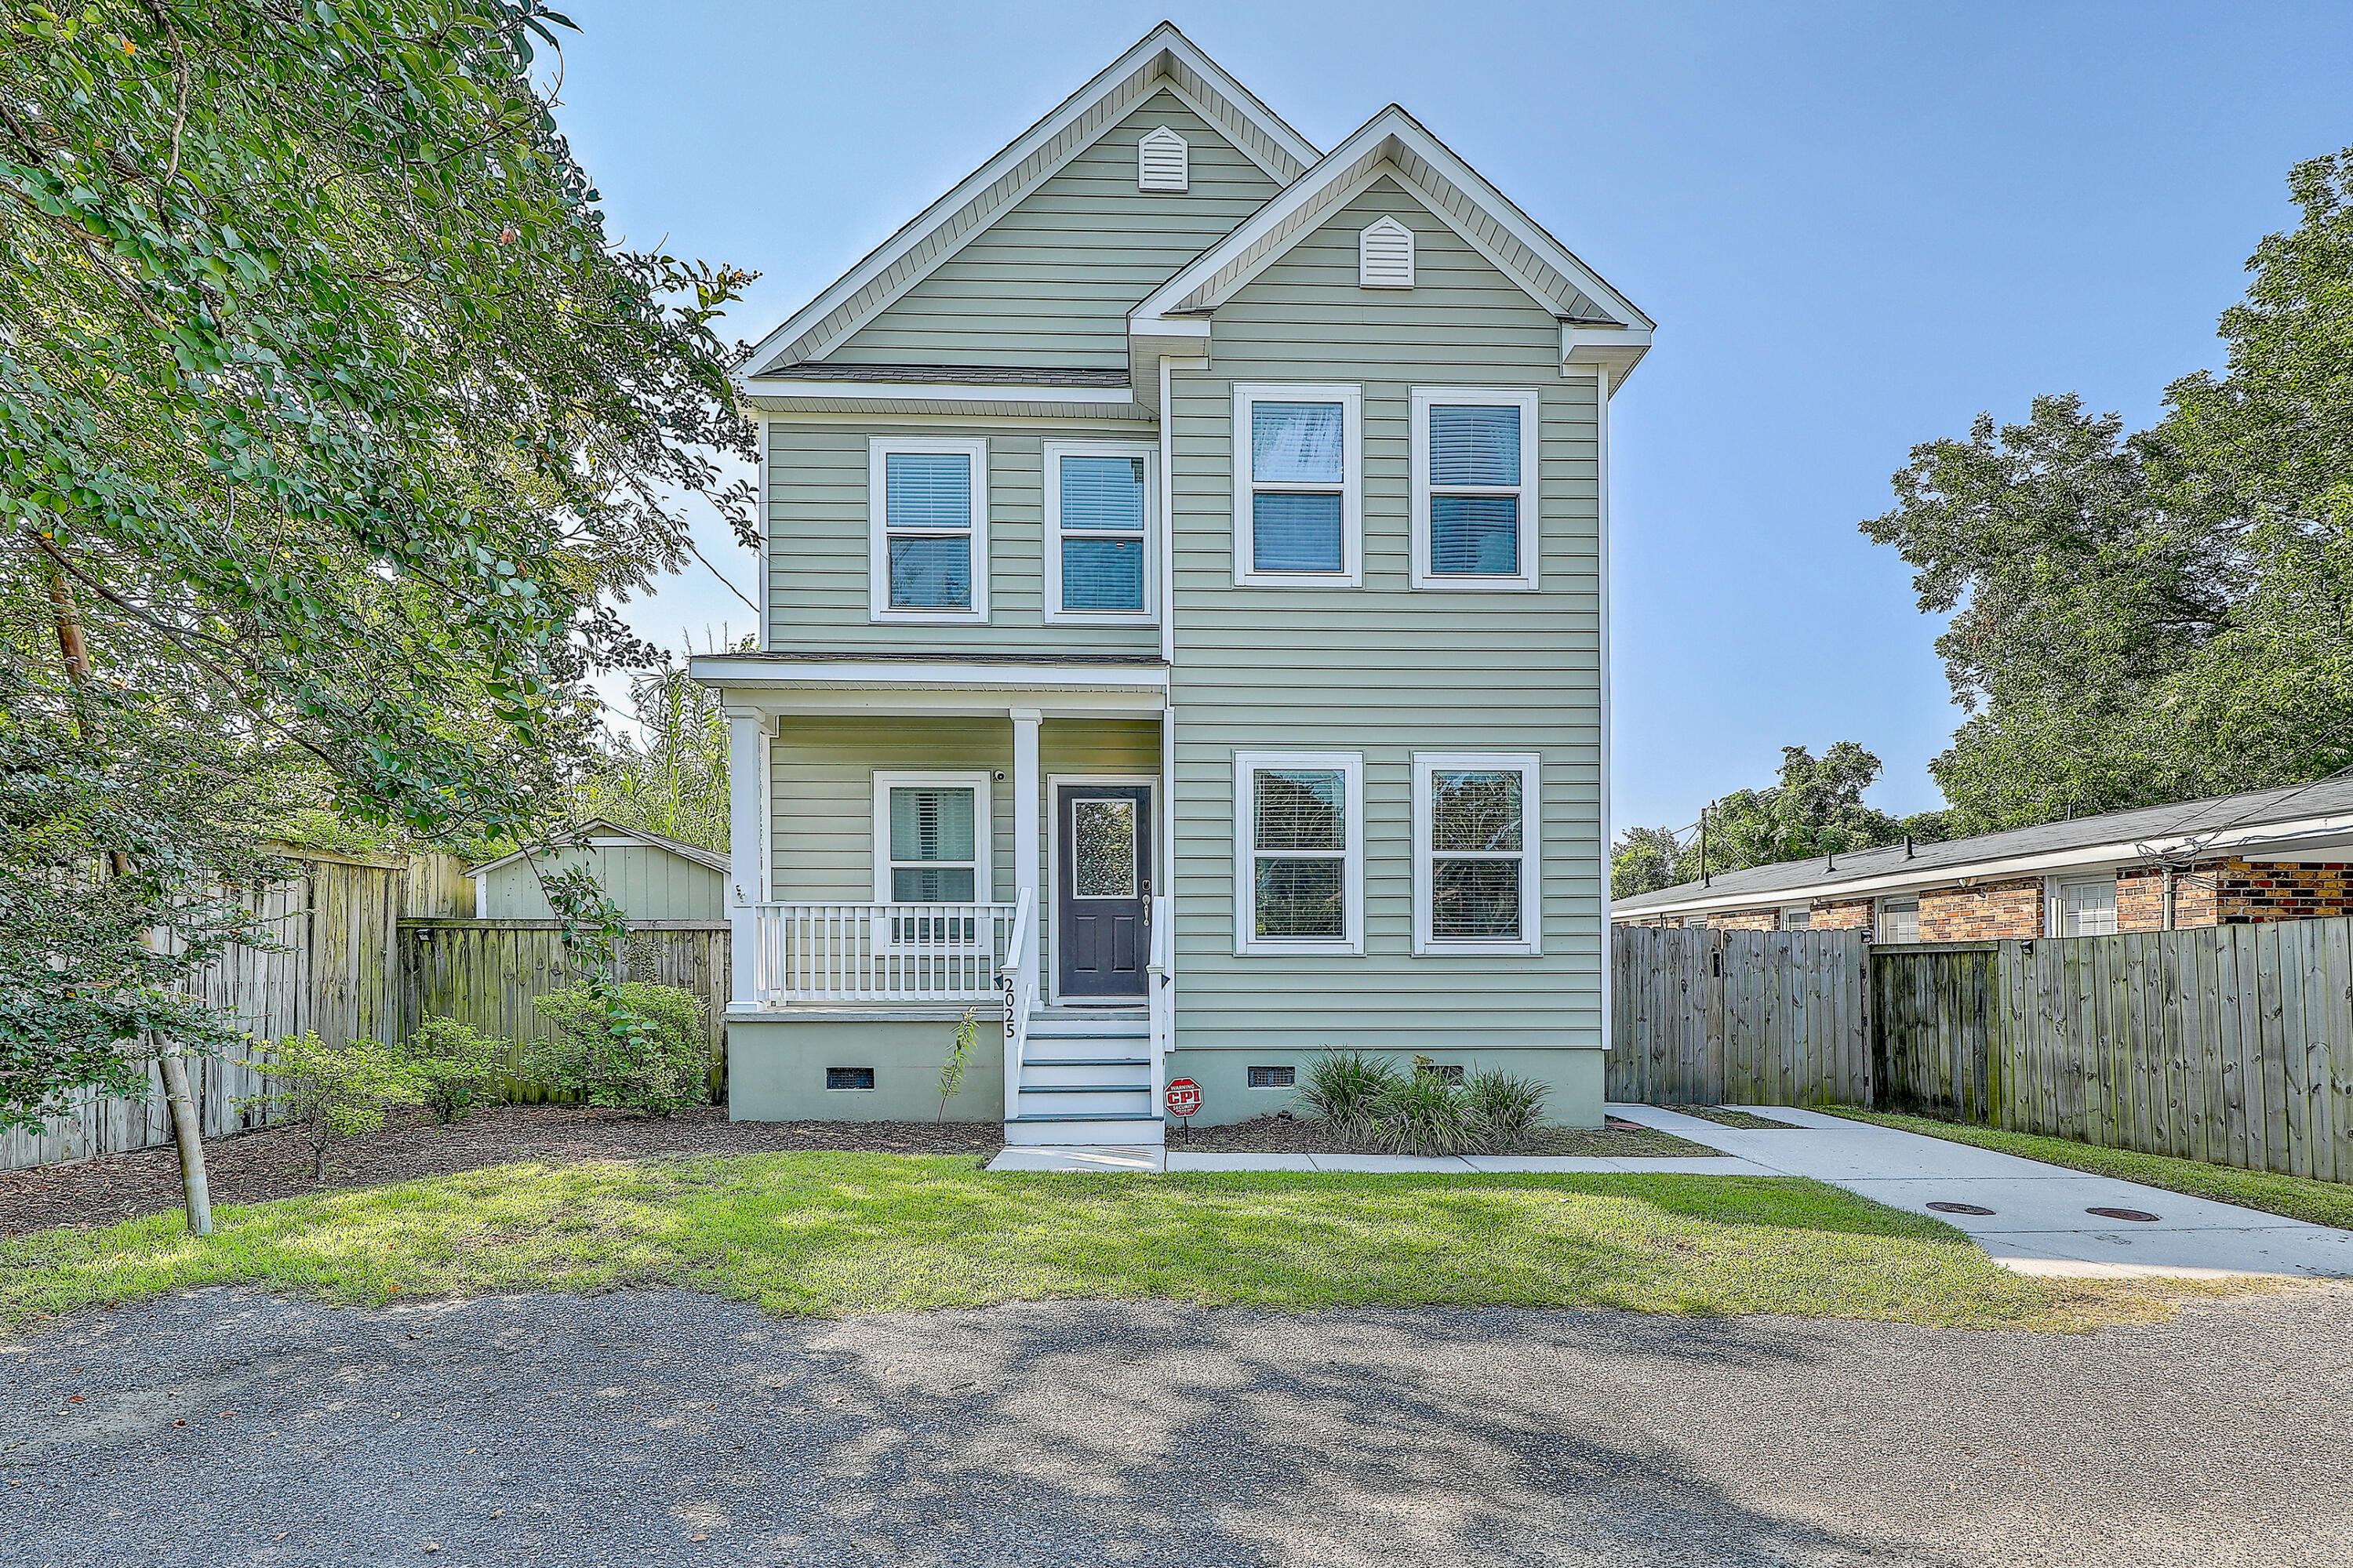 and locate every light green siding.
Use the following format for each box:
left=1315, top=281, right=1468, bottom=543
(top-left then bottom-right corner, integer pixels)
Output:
left=477, top=843, right=723, bottom=920
left=1166, top=176, right=1603, bottom=1057
left=765, top=418, right=1163, bottom=657
left=831, top=91, right=1281, bottom=370
left=770, top=717, right=1015, bottom=903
